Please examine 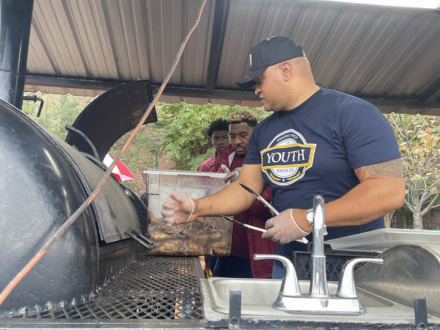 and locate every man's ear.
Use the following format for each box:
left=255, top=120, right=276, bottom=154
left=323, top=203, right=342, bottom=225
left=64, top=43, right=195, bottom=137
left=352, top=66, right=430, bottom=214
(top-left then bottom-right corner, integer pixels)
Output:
left=279, top=62, right=293, bottom=81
